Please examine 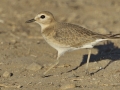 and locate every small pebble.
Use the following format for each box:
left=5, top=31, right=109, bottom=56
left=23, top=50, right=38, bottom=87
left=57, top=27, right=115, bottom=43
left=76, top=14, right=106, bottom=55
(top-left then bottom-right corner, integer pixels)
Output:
left=60, top=83, right=76, bottom=90
left=26, top=63, right=42, bottom=71
left=16, top=85, right=23, bottom=88
left=0, top=19, right=4, bottom=23
left=10, top=39, right=17, bottom=44
left=3, top=71, right=13, bottom=78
